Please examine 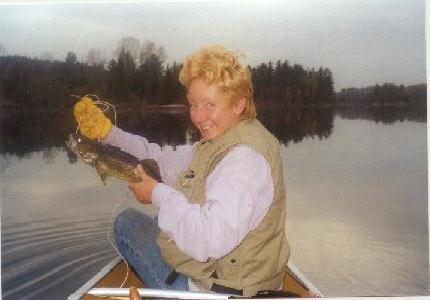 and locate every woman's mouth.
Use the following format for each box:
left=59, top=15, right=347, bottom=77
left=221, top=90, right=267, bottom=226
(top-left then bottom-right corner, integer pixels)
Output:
left=199, top=125, right=212, bottom=137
